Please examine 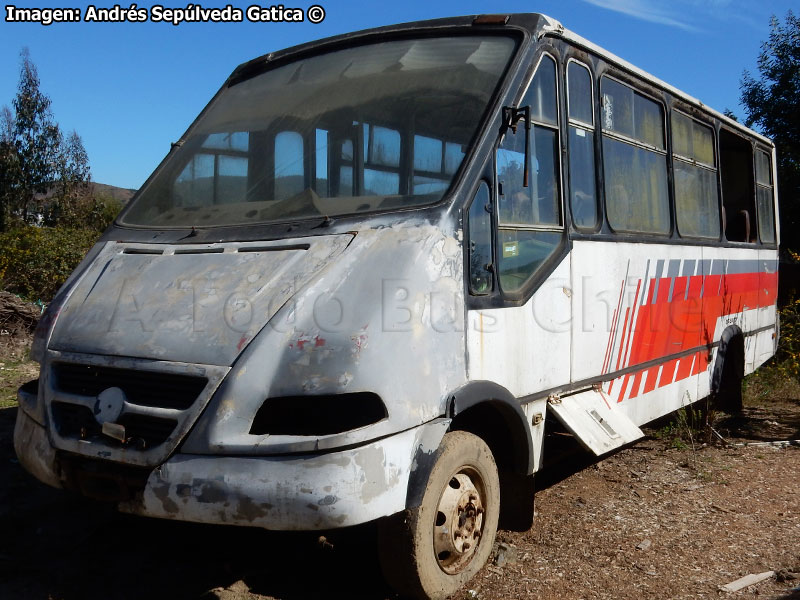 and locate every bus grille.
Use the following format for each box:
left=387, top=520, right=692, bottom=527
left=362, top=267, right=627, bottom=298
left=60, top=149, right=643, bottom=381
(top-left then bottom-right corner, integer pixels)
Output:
left=52, top=362, right=207, bottom=410
left=52, top=401, right=178, bottom=449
